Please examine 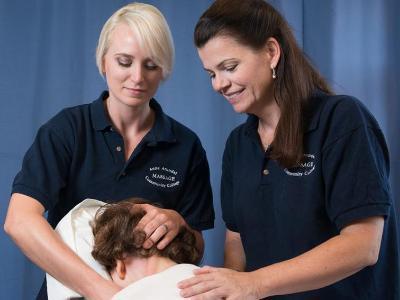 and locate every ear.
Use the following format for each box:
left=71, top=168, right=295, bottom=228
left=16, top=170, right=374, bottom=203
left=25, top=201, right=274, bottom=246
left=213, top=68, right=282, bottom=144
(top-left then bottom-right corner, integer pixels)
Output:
left=101, top=57, right=106, bottom=76
left=265, top=37, right=281, bottom=69
left=115, top=259, right=126, bottom=280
